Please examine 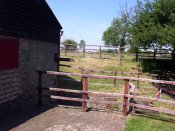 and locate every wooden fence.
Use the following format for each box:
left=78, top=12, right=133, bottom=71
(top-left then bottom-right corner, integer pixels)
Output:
left=36, top=71, right=175, bottom=116
left=61, top=44, right=129, bottom=59
left=136, top=49, right=175, bottom=61
left=61, top=44, right=175, bottom=61
left=59, top=64, right=158, bottom=88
